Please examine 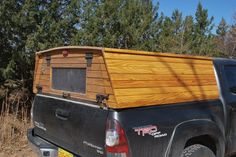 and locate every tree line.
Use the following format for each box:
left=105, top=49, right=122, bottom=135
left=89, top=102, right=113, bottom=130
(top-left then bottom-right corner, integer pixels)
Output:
left=0, top=0, right=236, bottom=96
